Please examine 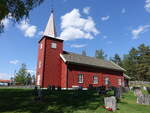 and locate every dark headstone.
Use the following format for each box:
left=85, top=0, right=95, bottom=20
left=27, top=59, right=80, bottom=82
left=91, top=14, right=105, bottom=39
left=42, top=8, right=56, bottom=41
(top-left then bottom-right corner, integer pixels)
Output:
left=121, top=87, right=129, bottom=93
left=88, top=84, right=93, bottom=90
left=57, top=86, right=61, bottom=91
left=114, top=87, right=121, bottom=101
left=47, top=86, right=52, bottom=91
left=52, top=86, right=55, bottom=90
left=146, top=87, right=150, bottom=94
